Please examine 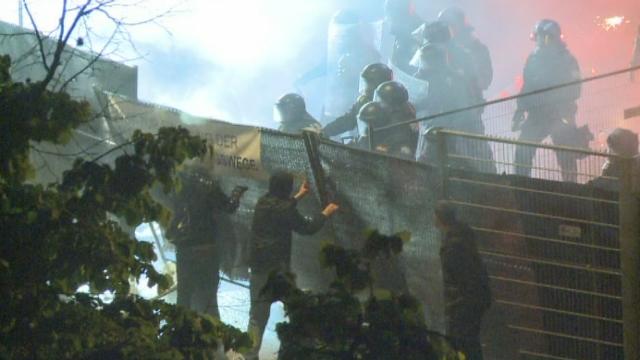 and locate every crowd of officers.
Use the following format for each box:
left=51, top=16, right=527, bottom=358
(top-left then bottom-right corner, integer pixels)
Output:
left=276, top=2, right=595, bottom=178
left=164, top=2, right=640, bottom=360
